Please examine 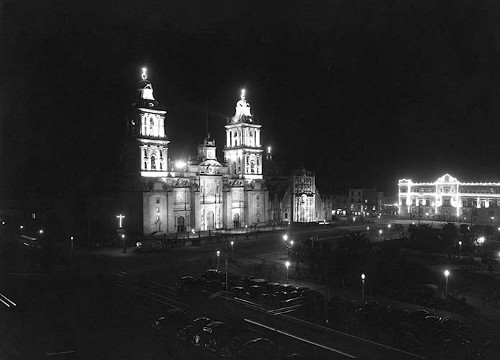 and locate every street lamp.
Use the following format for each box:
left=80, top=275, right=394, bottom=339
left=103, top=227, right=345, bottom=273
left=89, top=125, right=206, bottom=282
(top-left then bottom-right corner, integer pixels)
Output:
left=378, top=229, right=382, bottom=239
left=366, top=226, right=370, bottom=231
left=444, top=269, right=450, bottom=297
left=387, top=224, right=391, bottom=229
left=458, top=240, right=462, bottom=258
left=290, top=240, right=294, bottom=247
left=39, top=229, right=44, bottom=235
left=216, top=250, right=221, bottom=270
left=283, top=234, right=288, bottom=242
left=285, top=261, right=290, bottom=284
left=70, top=236, right=74, bottom=254
left=230, top=240, right=234, bottom=258
left=478, top=236, right=485, bottom=256
left=121, top=234, right=126, bottom=253
left=361, top=273, right=366, bottom=299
